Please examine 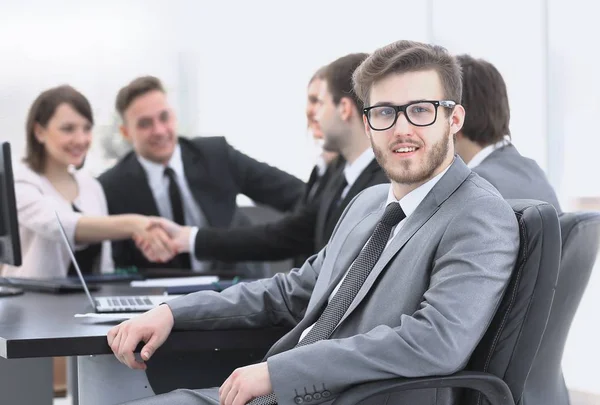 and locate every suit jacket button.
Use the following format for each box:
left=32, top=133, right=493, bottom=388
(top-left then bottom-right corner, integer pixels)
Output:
left=313, top=392, right=322, bottom=400
left=304, top=394, right=313, bottom=402
left=322, top=390, right=331, bottom=398
left=294, top=396, right=304, bottom=404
